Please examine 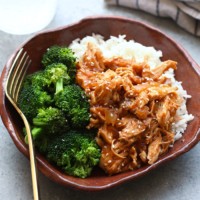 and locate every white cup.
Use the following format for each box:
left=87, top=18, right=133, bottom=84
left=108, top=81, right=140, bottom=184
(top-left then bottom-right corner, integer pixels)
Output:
left=0, top=0, right=57, bottom=35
